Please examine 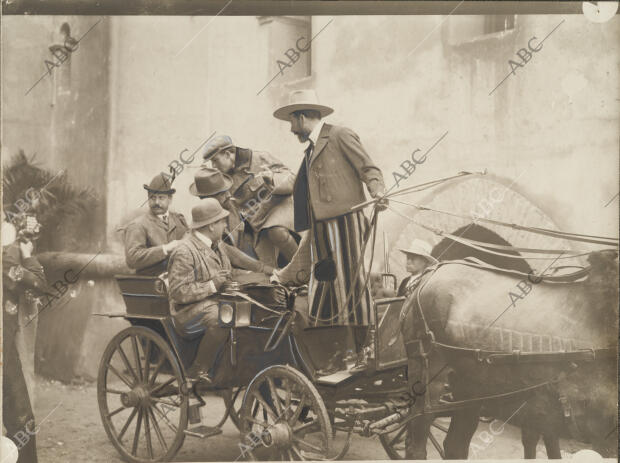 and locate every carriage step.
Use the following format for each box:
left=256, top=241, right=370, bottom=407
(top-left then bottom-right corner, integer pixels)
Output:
left=184, top=425, right=223, bottom=439
left=316, top=370, right=355, bottom=385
